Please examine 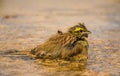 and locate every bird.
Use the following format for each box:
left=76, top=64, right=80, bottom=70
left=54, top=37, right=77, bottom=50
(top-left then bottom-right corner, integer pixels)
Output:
left=30, top=23, right=91, bottom=61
